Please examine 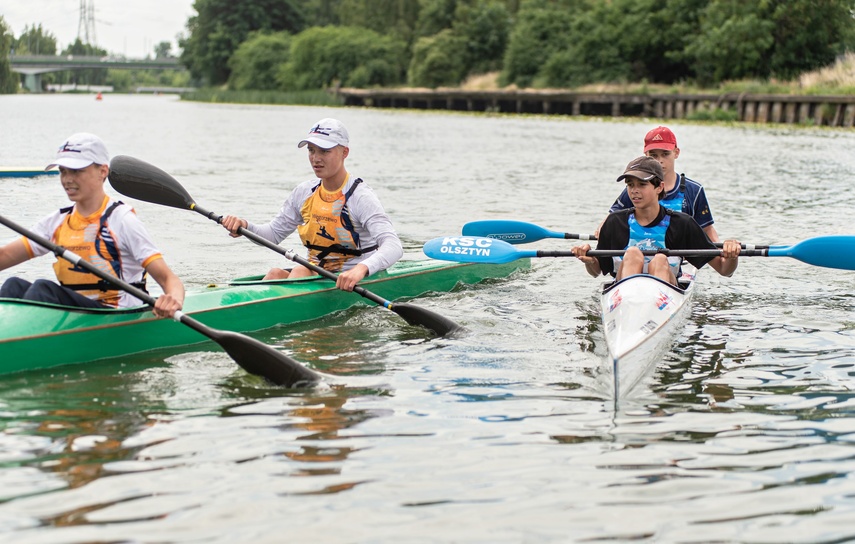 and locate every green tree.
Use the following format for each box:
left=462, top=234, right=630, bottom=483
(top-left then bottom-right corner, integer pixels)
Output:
left=180, top=0, right=305, bottom=85
left=0, top=17, right=18, bottom=93
left=13, top=24, right=57, bottom=55
left=154, top=41, right=173, bottom=59
left=506, top=0, right=703, bottom=88
left=539, top=5, right=631, bottom=87
left=415, top=0, right=457, bottom=38
left=636, top=0, right=706, bottom=84
left=501, top=0, right=585, bottom=87
left=409, top=0, right=511, bottom=85
left=301, top=0, right=343, bottom=26
left=336, top=0, right=420, bottom=44
left=278, top=25, right=406, bottom=90
left=766, top=0, right=855, bottom=80
left=453, top=0, right=511, bottom=74
left=684, top=1, right=775, bottom=84
left=228, top=31, right=292, bottom=90
left=408, top=29, right=468, bottom=87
